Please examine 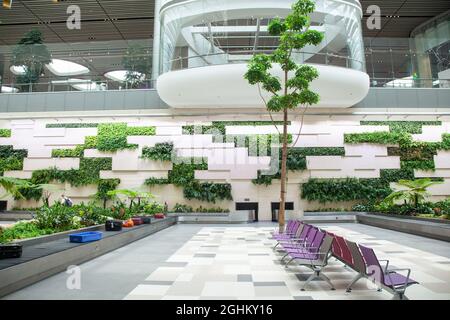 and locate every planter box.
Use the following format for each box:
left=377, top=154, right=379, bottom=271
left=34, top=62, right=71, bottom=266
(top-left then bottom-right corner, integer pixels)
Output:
left=136, top=216, right=152, bottom=224
left=0, top=217, right=177, bottom=298
left=131, top=217, right=143, bottom=225
left=0, top=244, right=22, bottom=259
left=105, top=220, right=123, bottom=231
left=69, top=231, right=103, bottom=243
